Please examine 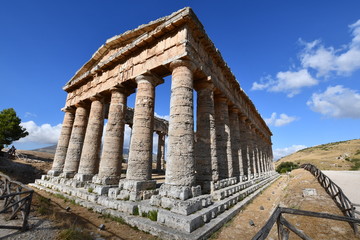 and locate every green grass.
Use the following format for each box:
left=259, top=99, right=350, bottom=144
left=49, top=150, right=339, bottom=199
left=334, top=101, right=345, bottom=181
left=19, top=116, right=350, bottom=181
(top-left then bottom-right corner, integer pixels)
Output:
left=57, top=226, right=93, bottom=240
left=350, top=158, right=360, bottom=170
